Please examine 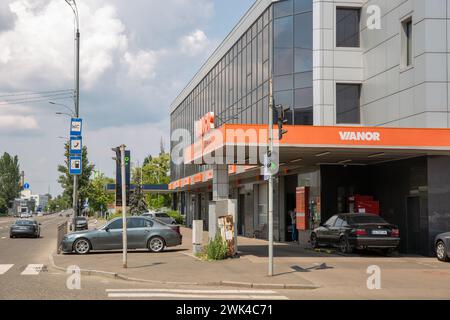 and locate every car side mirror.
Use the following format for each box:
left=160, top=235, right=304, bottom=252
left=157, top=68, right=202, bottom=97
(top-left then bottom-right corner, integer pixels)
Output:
left=105, top=227, right=110, bottom=232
